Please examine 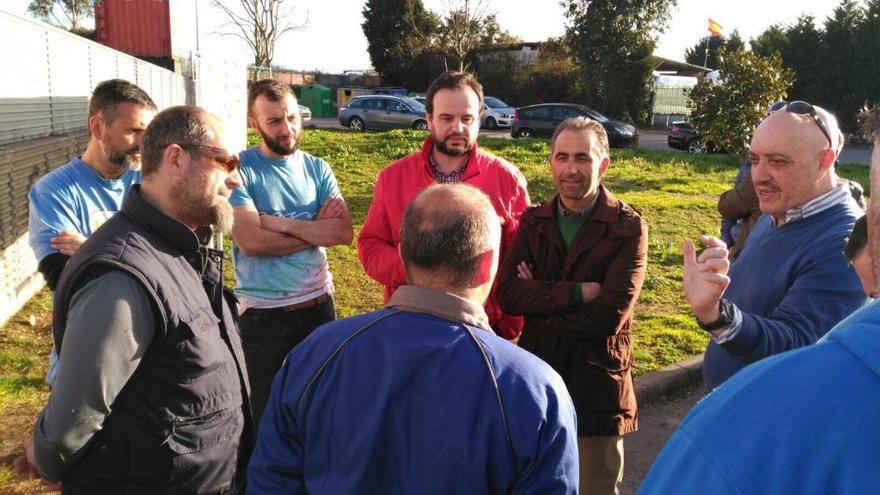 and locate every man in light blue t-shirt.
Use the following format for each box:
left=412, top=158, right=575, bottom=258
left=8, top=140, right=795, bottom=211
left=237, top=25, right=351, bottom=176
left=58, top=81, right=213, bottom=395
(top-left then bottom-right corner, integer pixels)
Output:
left=27, top=79, right=156, bottom=385
left=230, top=79, right=353, bottom=428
